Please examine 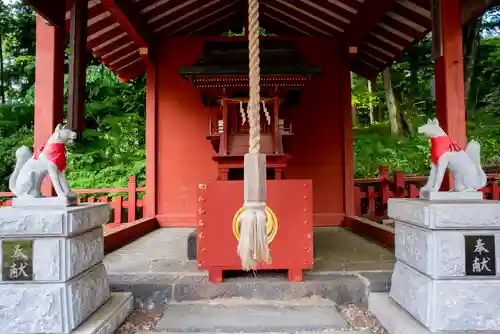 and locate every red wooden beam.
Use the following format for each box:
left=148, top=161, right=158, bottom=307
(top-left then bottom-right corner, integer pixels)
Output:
left=350, top=57, right=378, bottom=80
left=261, top=14, right=311, bottom=36
left=344, top=0, right=397, bottom=47
left=34, top=15, right=65, bottom=196
left=104, top=217, right=158, bottom=254
left=24, top=0, right=66, bottom=29
left=144, top=64, right=157, bottom=217
left=341, top=54, right=355, bottom=218
left=434, top=0, right=466, bottom=189
left=168, top=1, right=242, bottom=36
left=101, top=0, right=152, bottom=48
left=67, top=0, right=87, bottom=135
left=117, top=61, right=146, bottom=82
